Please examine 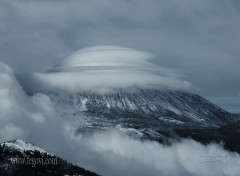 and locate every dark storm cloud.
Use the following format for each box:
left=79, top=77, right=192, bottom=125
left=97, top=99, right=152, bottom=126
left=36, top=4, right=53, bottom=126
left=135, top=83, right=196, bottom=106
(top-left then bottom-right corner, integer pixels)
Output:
left=0, top=0, right=239, bottom=111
